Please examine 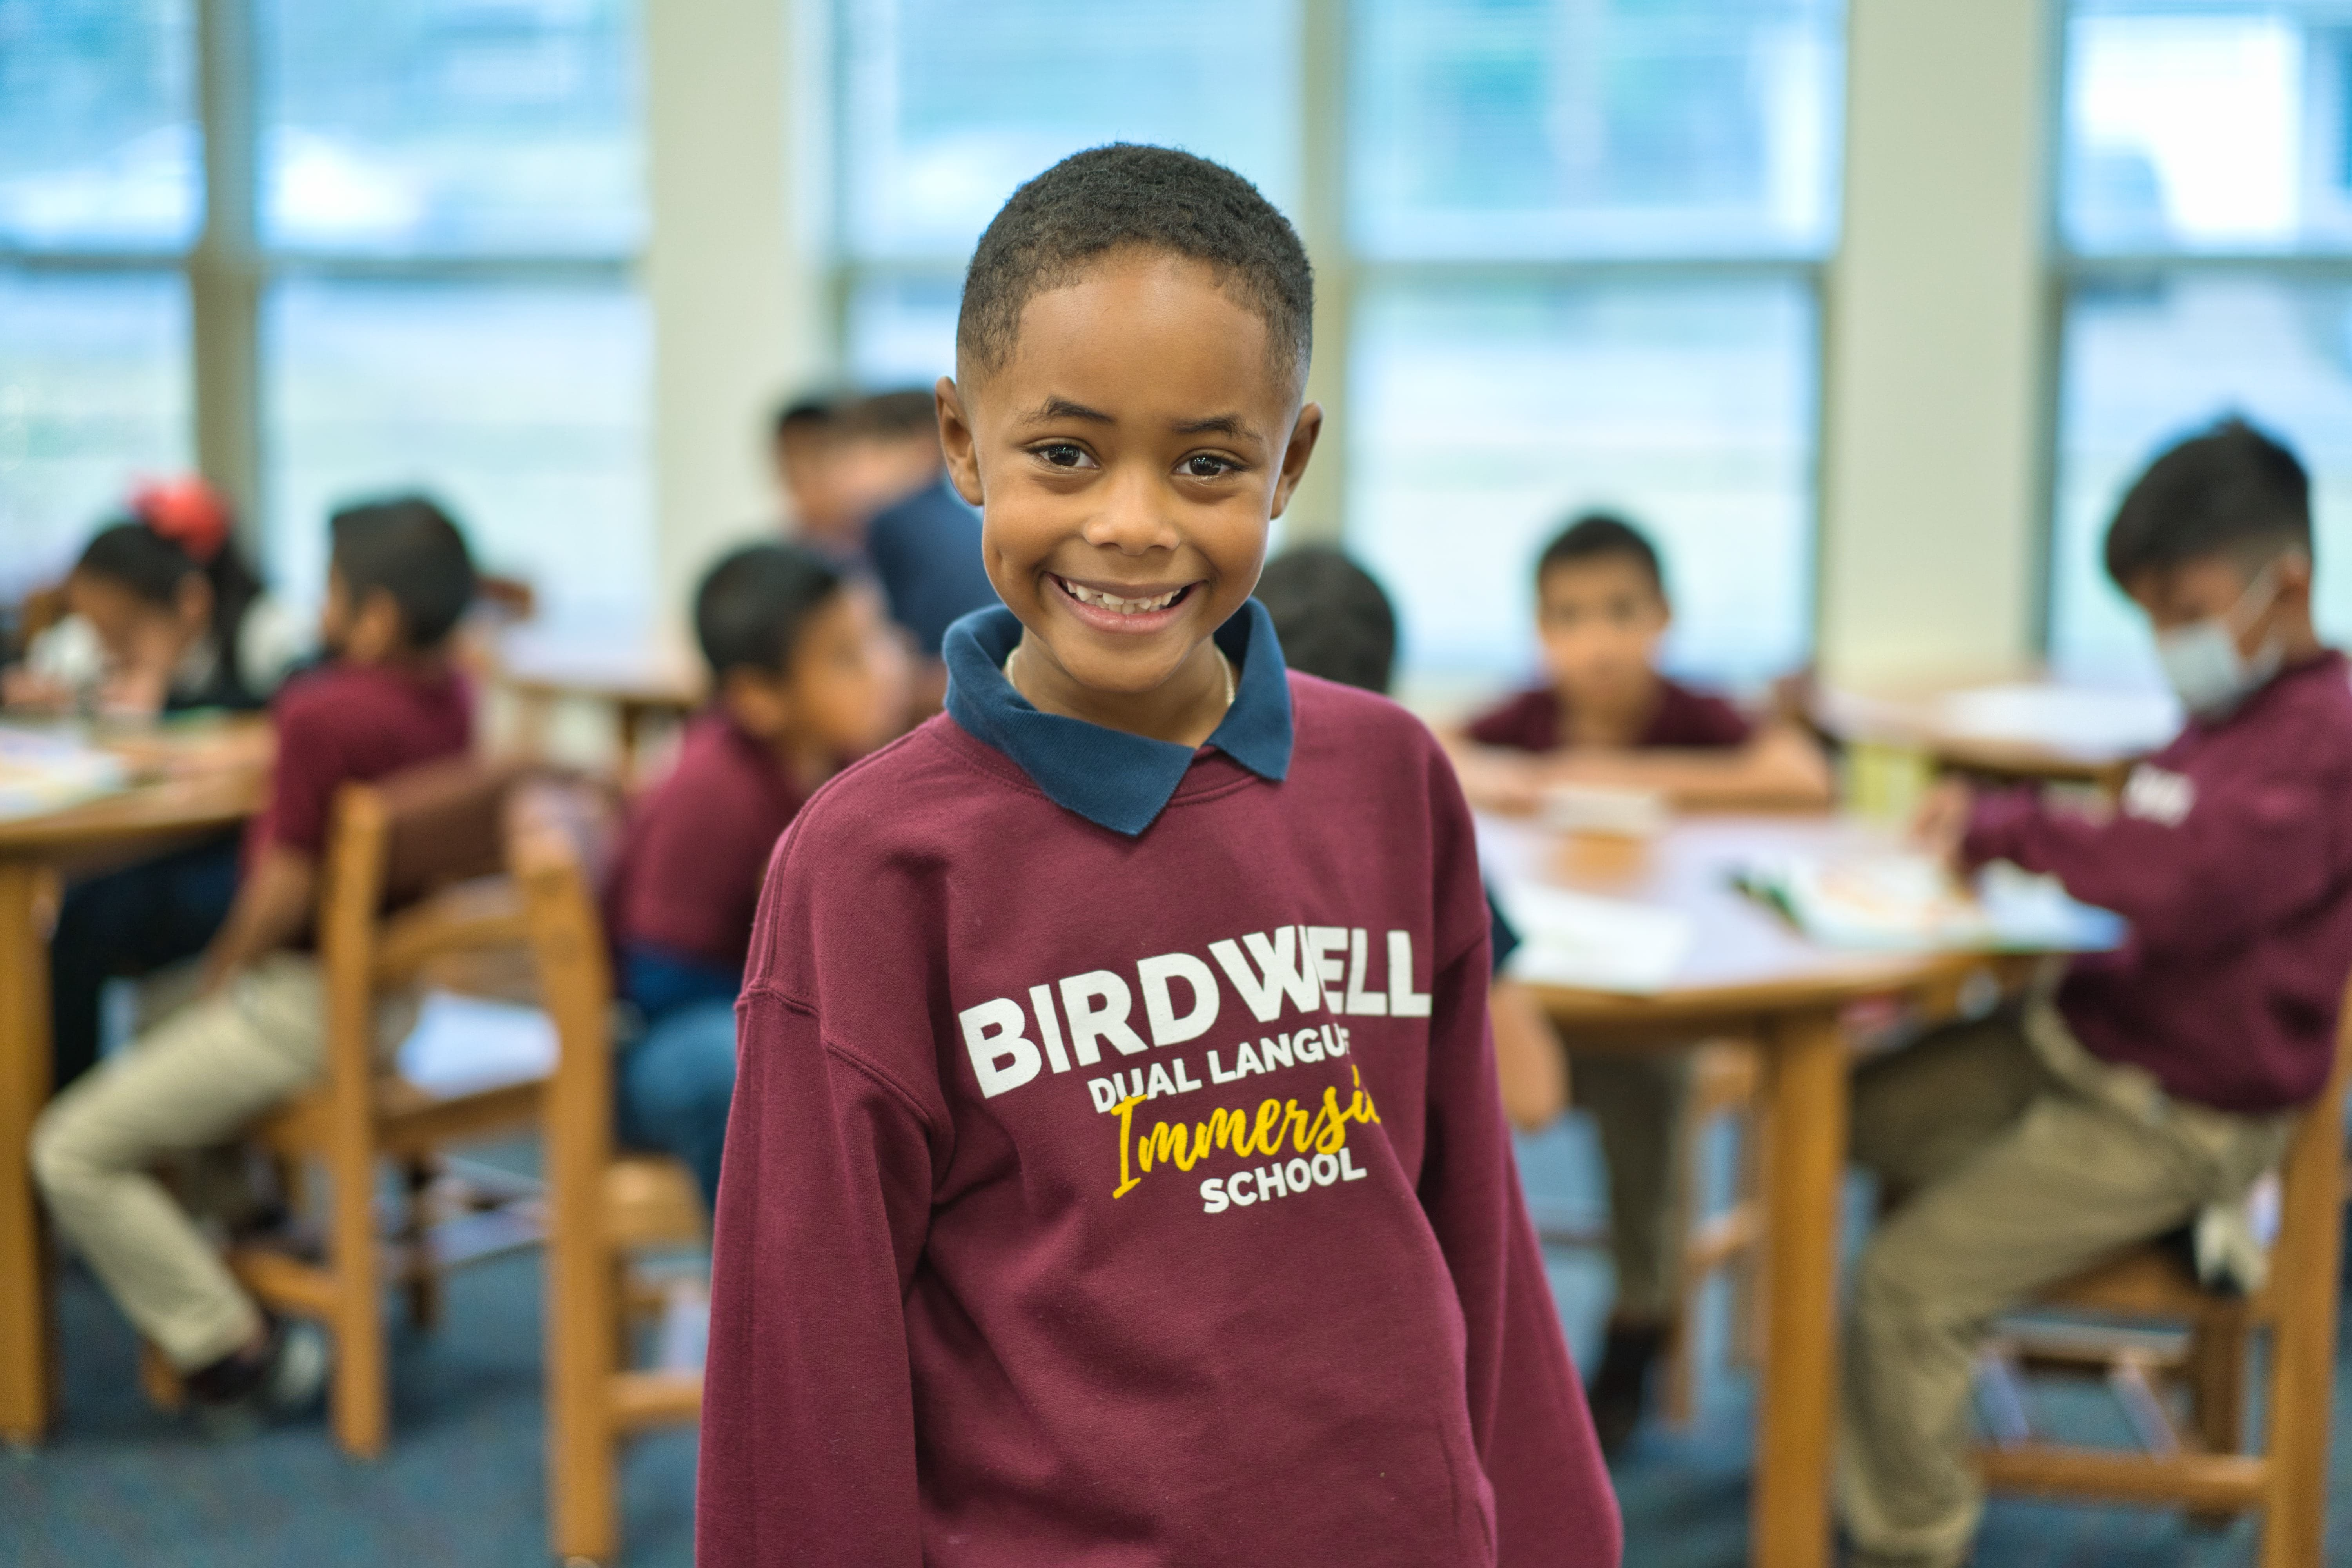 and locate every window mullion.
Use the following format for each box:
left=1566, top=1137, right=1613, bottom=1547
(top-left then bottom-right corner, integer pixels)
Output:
left=191, top=0, right=263, bottom=536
